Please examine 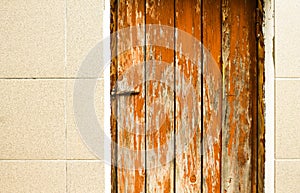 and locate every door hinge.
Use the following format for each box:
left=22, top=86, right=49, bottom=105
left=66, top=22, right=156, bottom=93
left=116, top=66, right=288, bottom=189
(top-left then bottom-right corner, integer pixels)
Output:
left=256, top=8, right=263, bottom=39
